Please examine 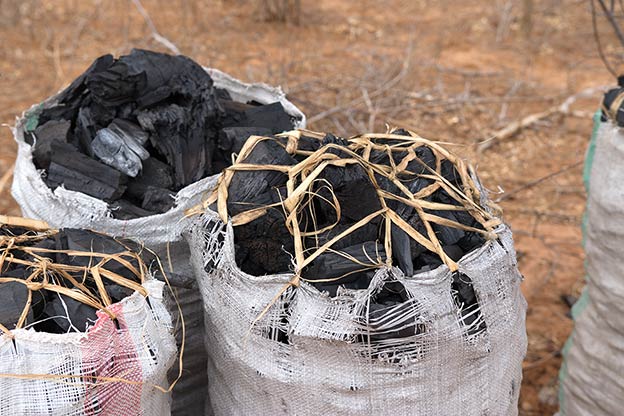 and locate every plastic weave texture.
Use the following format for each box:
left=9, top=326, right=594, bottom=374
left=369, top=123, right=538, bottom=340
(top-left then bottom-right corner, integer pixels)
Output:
left=559, top=119, right=624, bottom=416
left=0, top=279, right=176, bottom=416
left=11, top=67, right=306, bottom=416
left=187, top=213, right=528, bottom=416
